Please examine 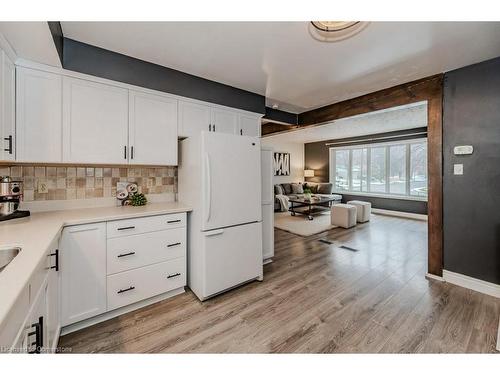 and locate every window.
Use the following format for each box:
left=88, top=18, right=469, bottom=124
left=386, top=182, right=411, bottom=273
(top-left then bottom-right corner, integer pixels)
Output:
left=329, top=140, right=427, bottom=200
